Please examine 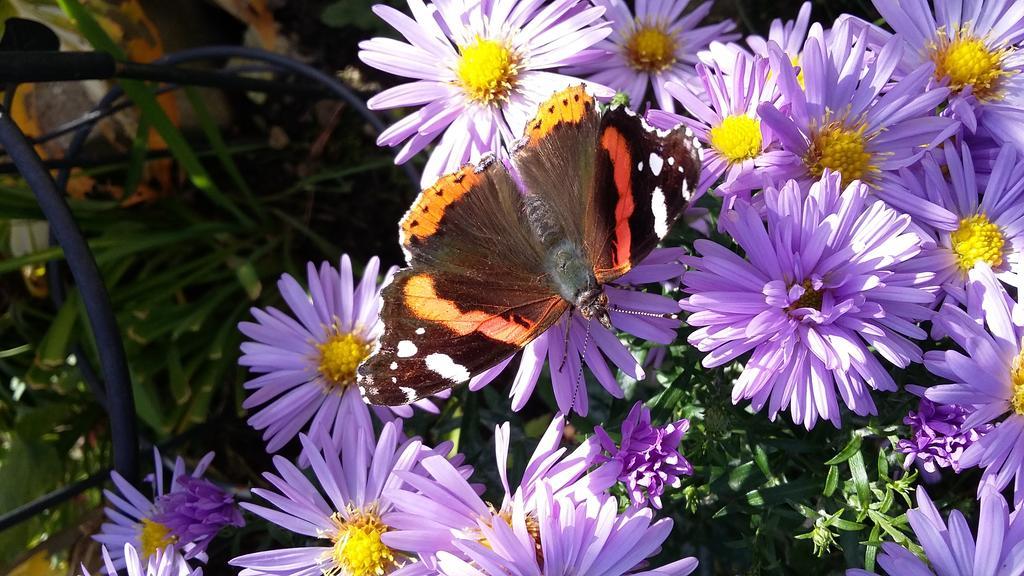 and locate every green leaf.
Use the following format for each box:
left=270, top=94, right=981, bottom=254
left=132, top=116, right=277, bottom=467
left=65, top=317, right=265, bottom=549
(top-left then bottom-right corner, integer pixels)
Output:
left=233, top=259, right=262, bottom=301
left=35, top=292, right=78, bottom=369
left=321, top=0, right=384, bottom=29
left=849, top=450, right=871, bottom=512
left=184, top=87, right=259, bottom=211
left=123, top=115, right=151, bottom=197
left=824, top=465, right=839, bottom=497
left=825, top=434, right=862, bottom=465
